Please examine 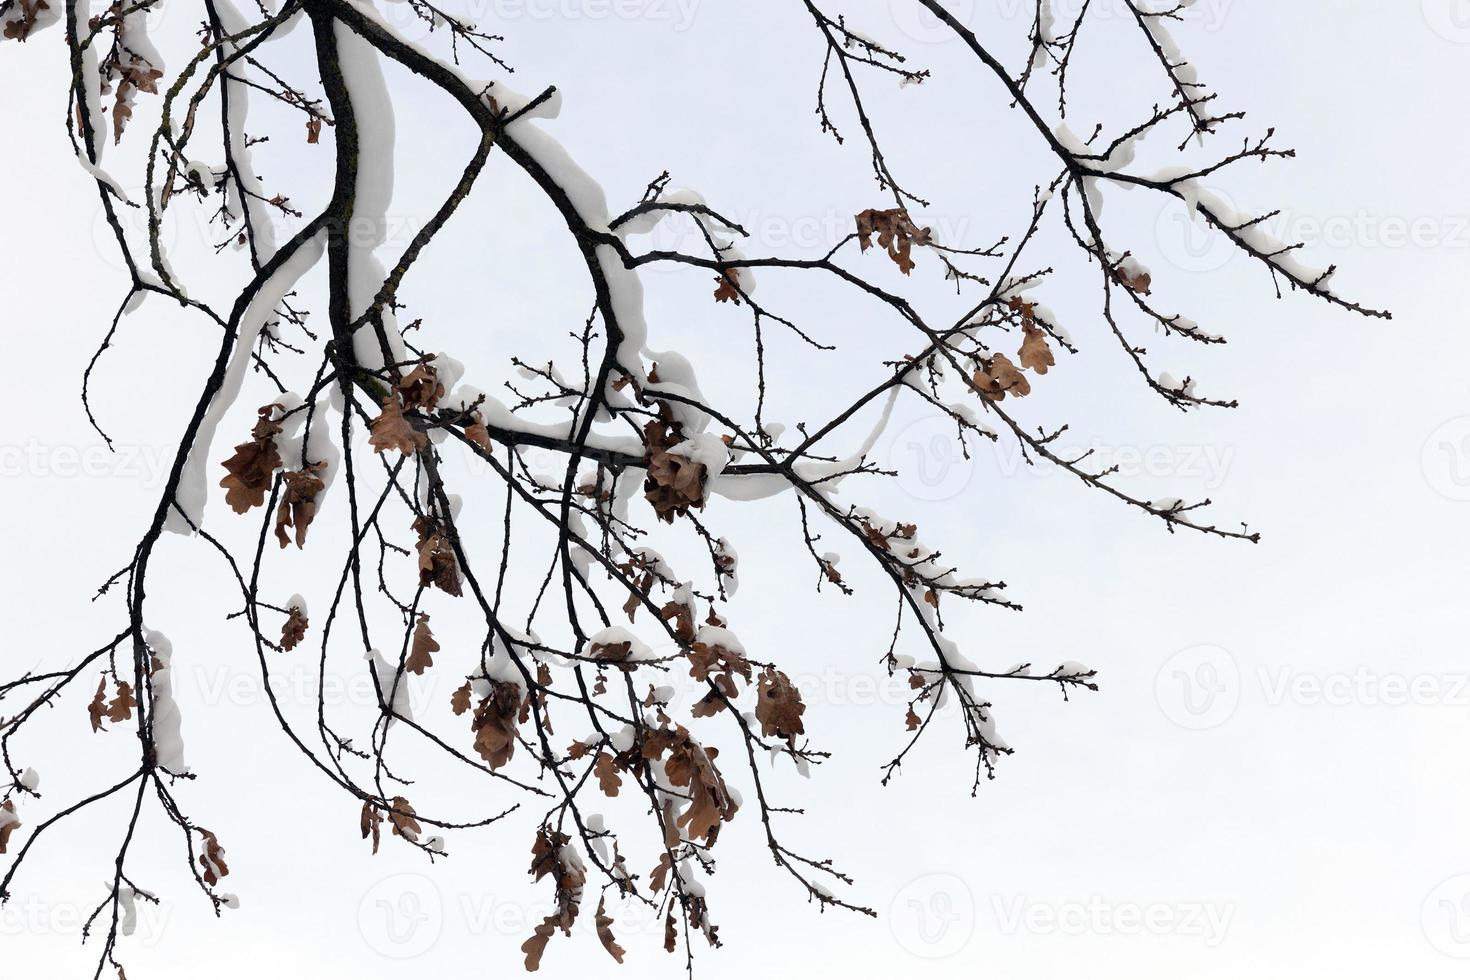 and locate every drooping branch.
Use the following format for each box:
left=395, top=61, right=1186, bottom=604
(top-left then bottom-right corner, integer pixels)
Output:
left=0, top=1, right=1385, bottom=976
